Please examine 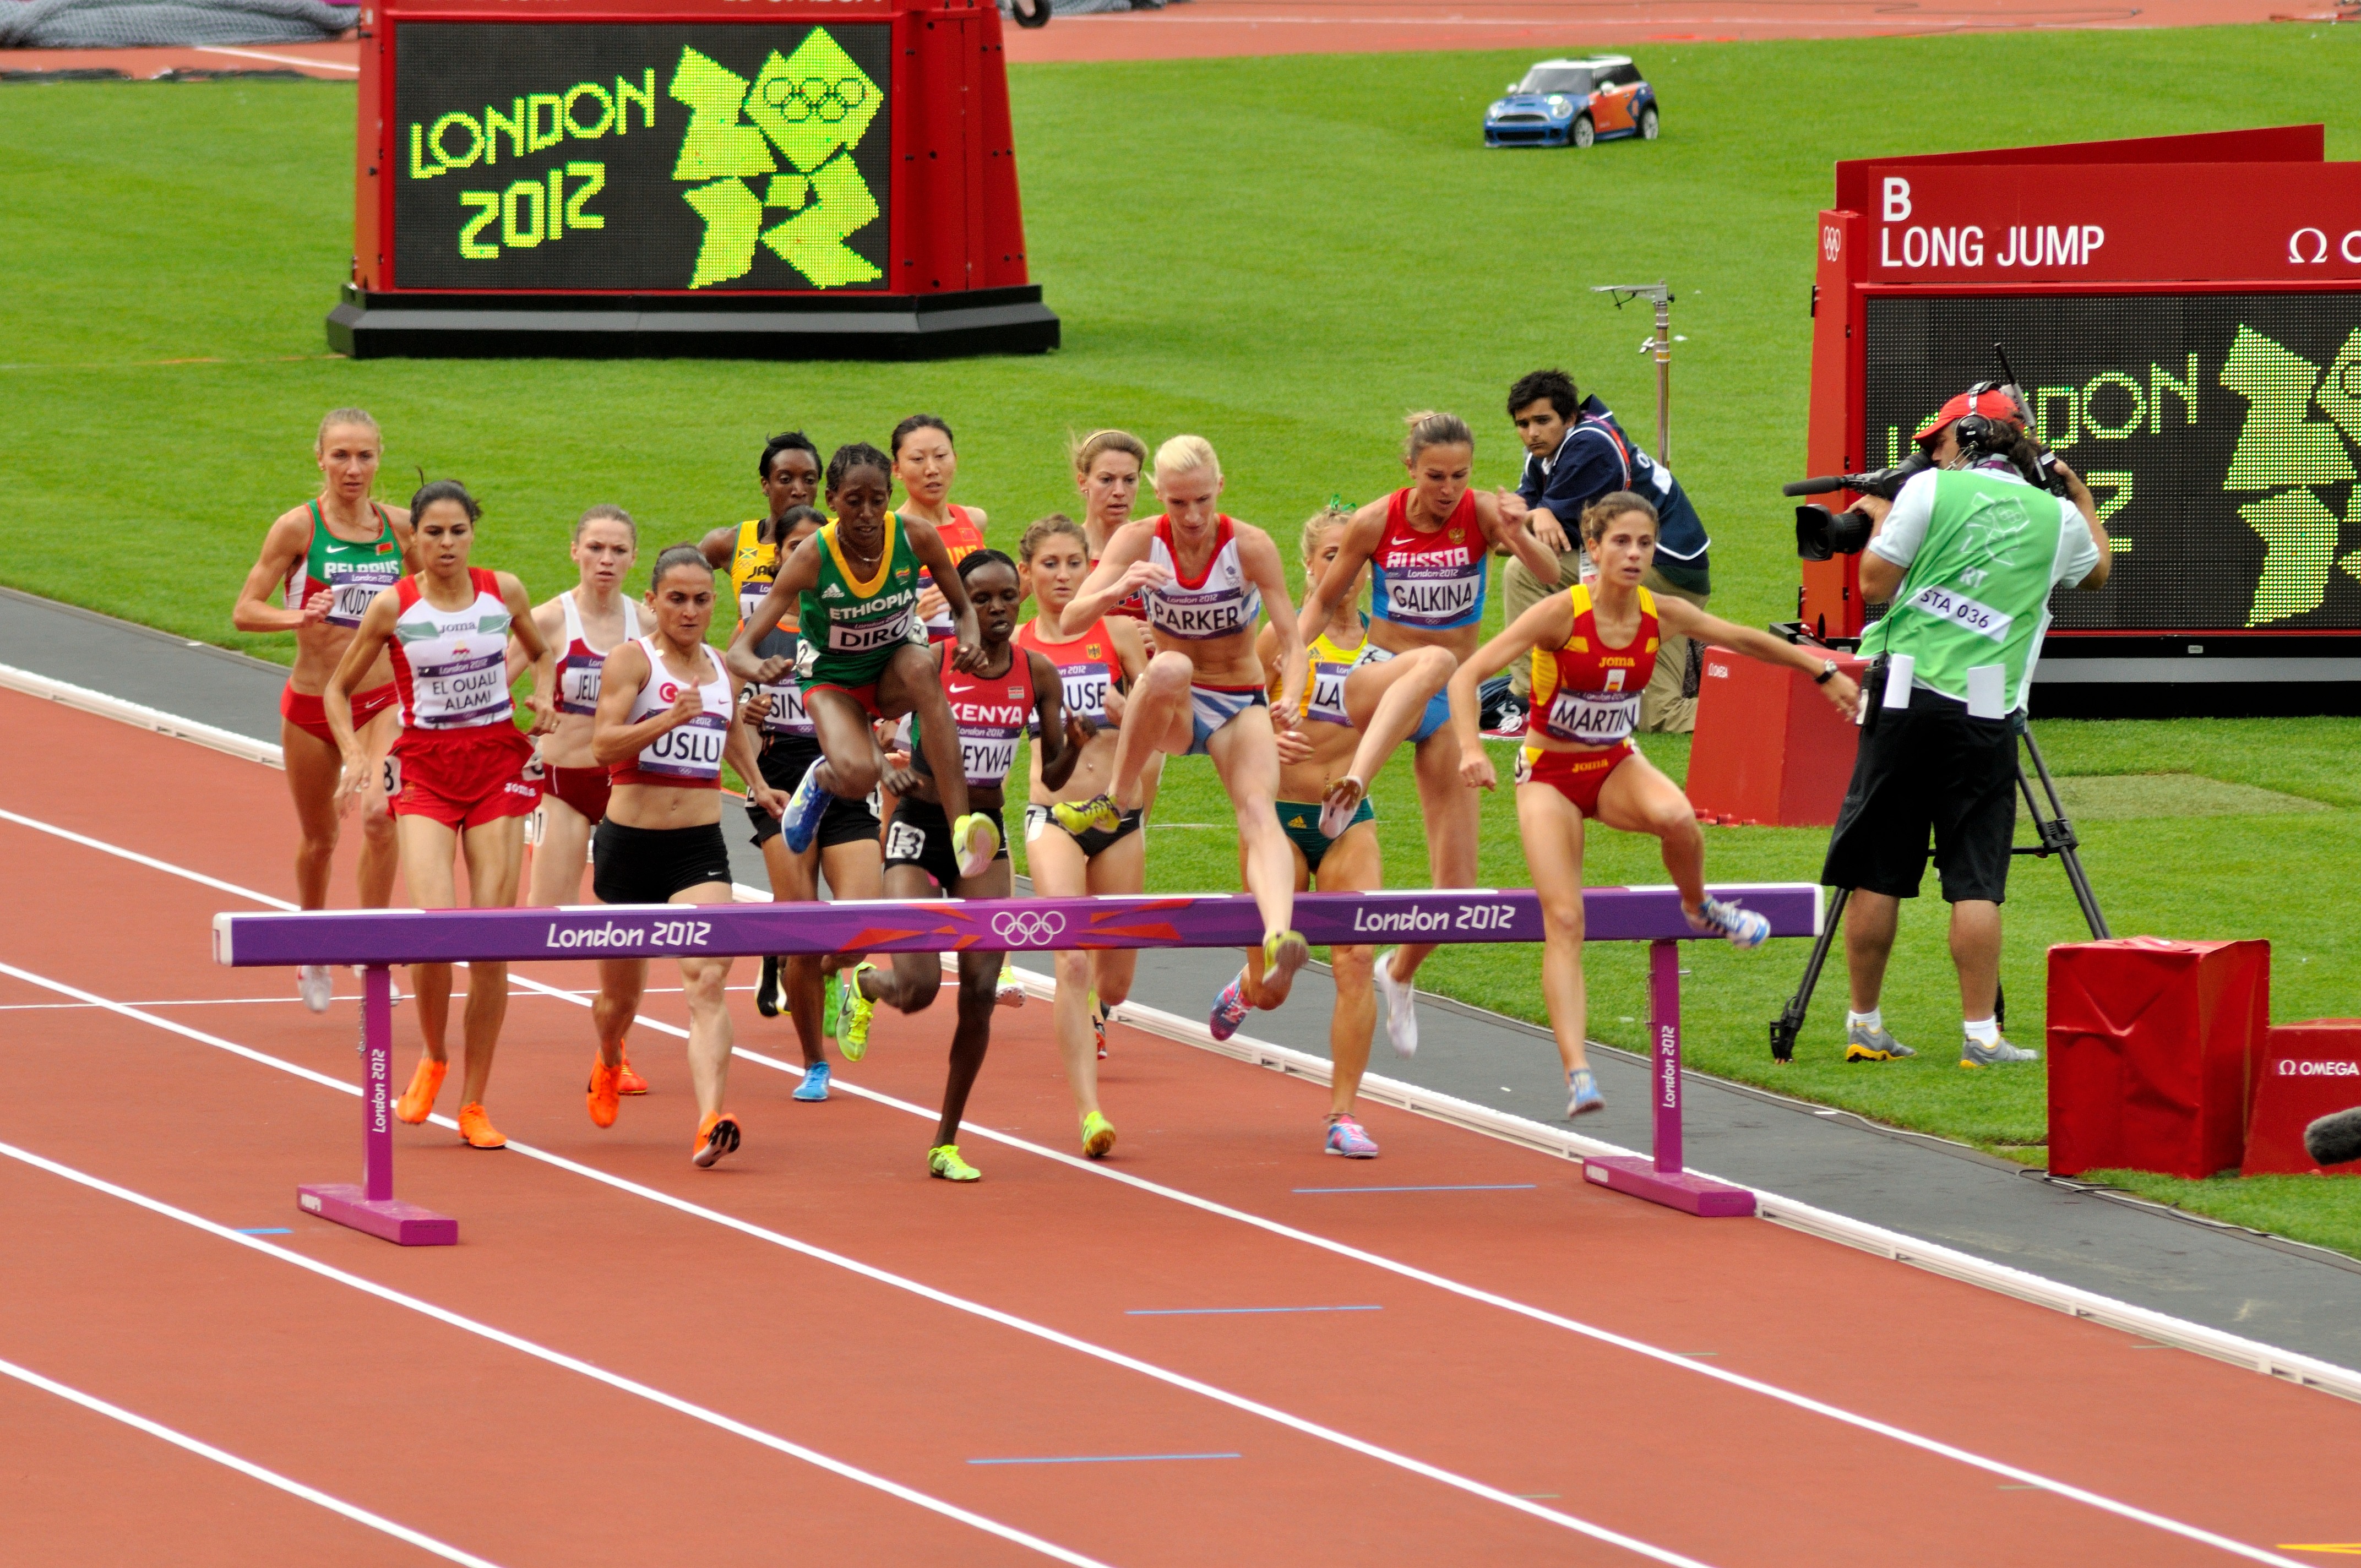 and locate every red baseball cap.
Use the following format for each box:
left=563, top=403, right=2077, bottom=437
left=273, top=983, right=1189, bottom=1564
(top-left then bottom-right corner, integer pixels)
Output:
left=1913, top=388, right=2025, bottom=443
